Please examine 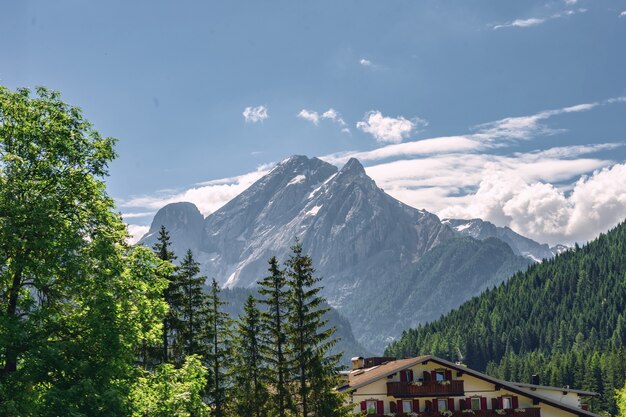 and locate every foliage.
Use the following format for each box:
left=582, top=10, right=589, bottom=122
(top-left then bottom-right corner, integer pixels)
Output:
left=258, top=256, right=293, bottom=417
left=385, top=220, right=626, bottom=415
left=617, top=380, right=626, bottom=417
left=203, top=278, right=231, bottom=417
left=130, top=355, right=209, bottom=417
left=0, top=86, right=169, bottom=416
left=230, top=295, right=269, bottom=417
left=174, top=249, right=208, bottom=363
left=285, top=240, right=346, bottom=417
